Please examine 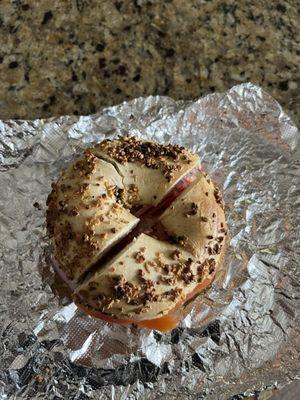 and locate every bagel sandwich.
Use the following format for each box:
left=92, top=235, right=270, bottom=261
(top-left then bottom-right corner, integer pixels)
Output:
left=46, top=136, right=228, bottom=331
